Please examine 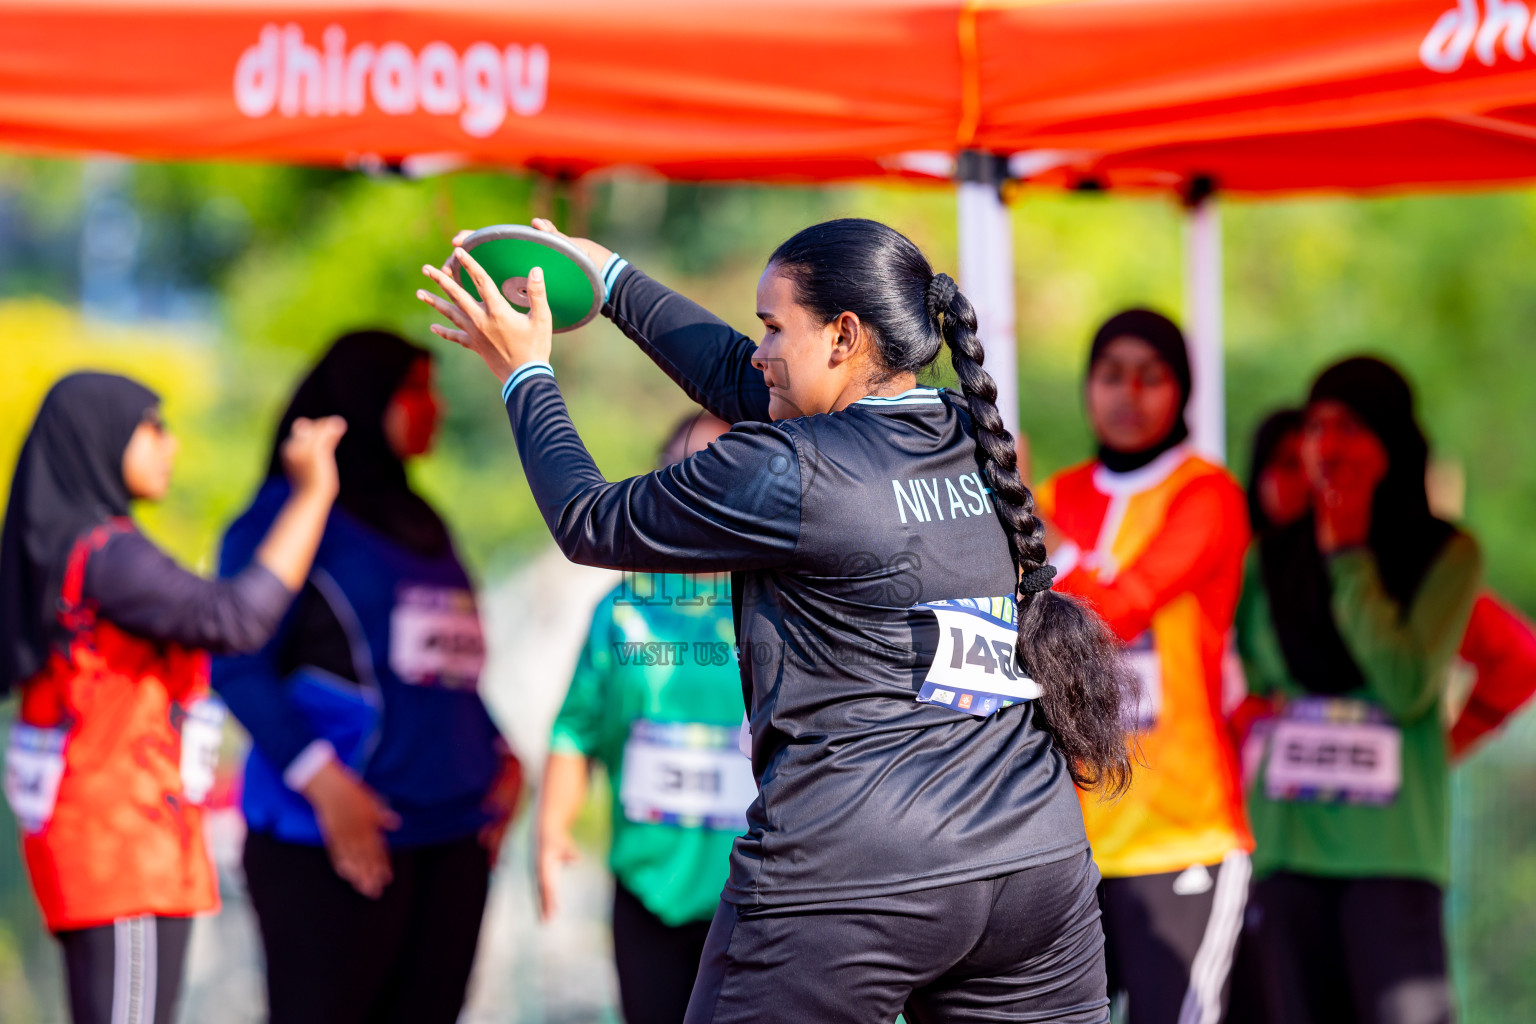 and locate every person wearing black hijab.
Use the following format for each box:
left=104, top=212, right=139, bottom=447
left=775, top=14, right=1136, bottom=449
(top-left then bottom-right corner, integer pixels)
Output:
left=1085, top=308, right=1192, bottom=471
left=0, top=372, right=342, bottom=1024
left=1245, top=408, right=1308, bottom=538
left=264, top=330, right=450, bottom=557
left=1225, top=406, right=1307, bottom=1024
left=215, top=331, right=519, bottom=1024
left=1033, top=309, right=1254, bottom=1024
left=1239, top=357, right=1479, bottom=1024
